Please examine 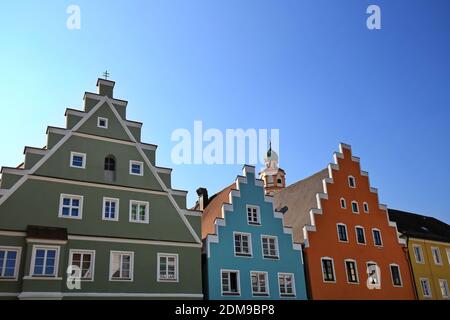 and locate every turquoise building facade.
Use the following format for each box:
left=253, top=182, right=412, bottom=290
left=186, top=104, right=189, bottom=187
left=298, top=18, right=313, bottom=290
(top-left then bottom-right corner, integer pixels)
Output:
left=199, top=166, right=307, bottom=300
